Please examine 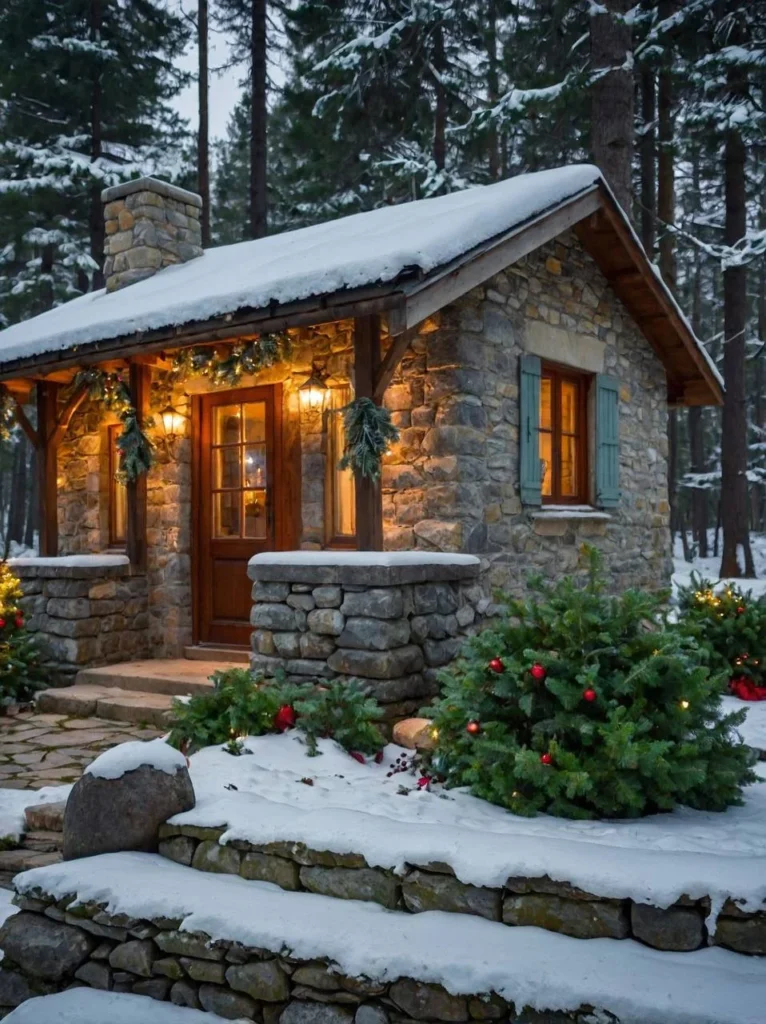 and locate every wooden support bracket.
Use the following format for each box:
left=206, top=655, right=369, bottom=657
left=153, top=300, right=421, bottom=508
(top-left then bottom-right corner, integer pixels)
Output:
left=373, top=327, right=417, bottom=403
